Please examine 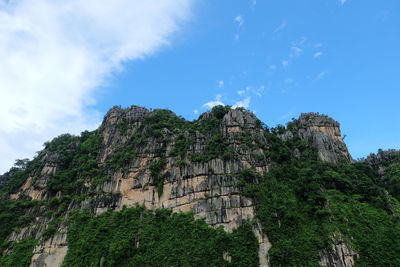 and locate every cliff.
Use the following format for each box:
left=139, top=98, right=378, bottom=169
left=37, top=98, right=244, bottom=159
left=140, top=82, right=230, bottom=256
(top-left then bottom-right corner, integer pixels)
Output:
left=281, top=112, right=352, bottom=163
left=0, top=106, right=399, bottom=267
